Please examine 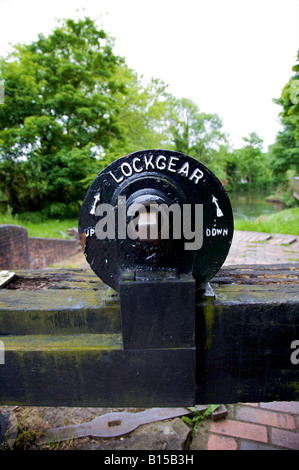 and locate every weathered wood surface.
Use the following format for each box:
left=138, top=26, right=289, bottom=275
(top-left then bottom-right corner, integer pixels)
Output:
left=0, top=264, right=298, bottom=406
left=197, top=264, right=298, bottom=403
